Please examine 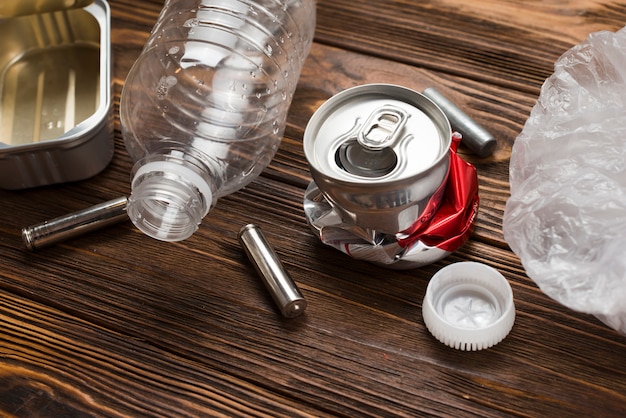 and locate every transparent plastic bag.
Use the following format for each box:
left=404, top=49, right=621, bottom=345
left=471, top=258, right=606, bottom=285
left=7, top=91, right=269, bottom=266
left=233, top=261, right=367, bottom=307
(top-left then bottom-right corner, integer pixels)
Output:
left=503, top=26, right=626, bottom=335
